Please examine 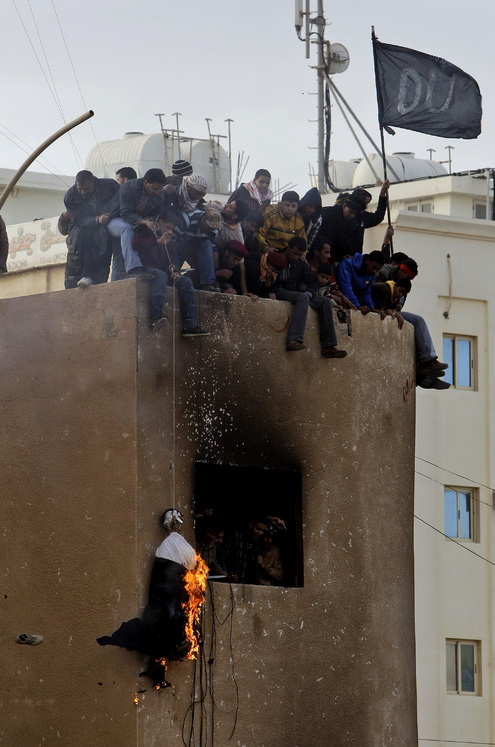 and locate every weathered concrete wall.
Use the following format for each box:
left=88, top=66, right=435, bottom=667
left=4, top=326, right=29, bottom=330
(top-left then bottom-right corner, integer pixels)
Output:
left=1, top=281, right=417, bottom=746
